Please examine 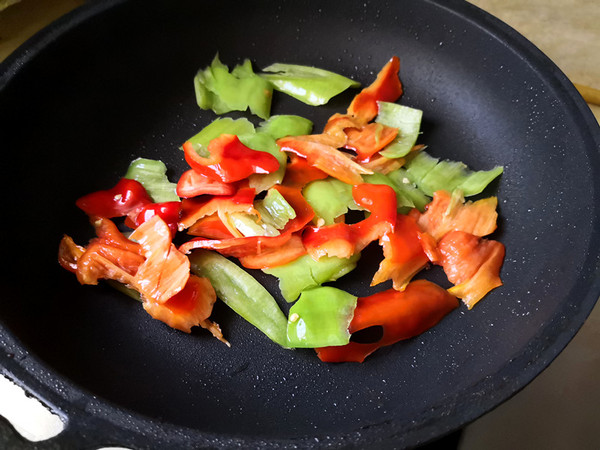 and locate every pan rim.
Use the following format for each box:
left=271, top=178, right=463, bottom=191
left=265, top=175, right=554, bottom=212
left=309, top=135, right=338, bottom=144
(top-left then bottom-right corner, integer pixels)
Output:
left=1, top=0, right=599, bottom=448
